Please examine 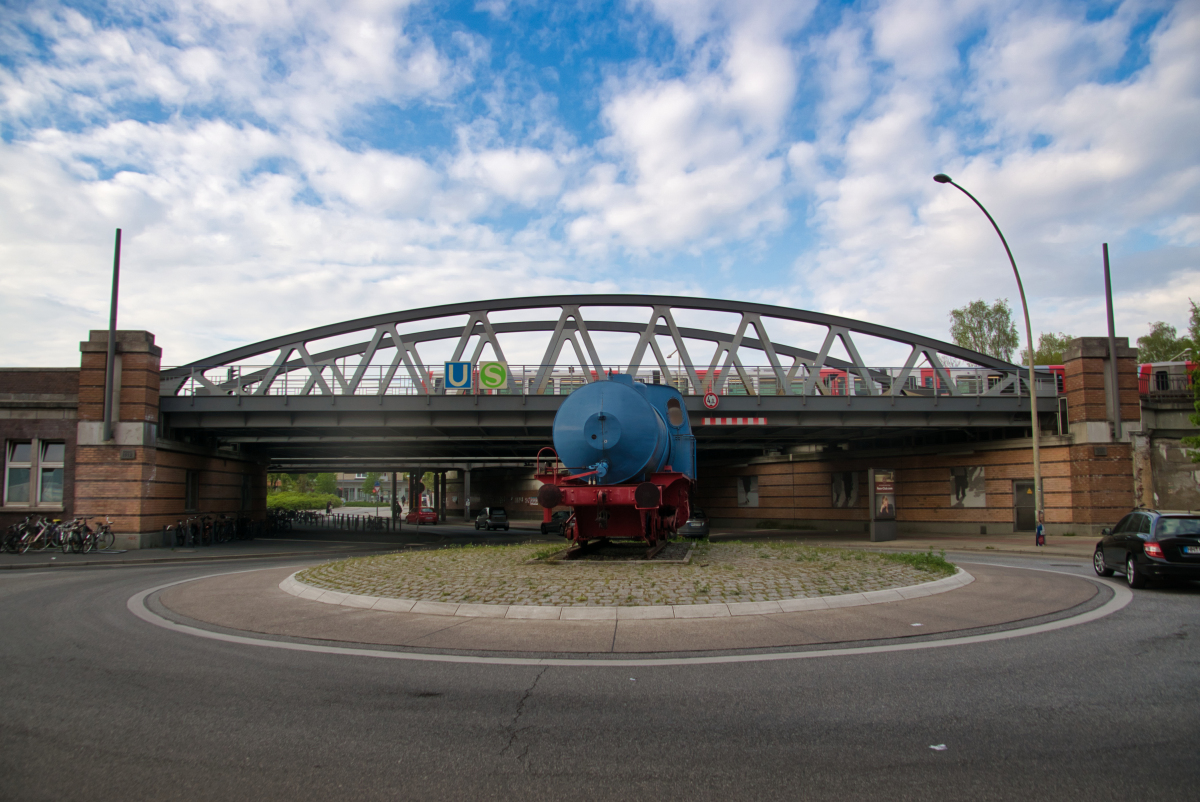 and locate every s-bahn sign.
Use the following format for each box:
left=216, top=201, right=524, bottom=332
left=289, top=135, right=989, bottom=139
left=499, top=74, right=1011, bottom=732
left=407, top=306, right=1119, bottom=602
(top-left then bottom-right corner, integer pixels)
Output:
left=479, top=361, right=508, bottom=390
